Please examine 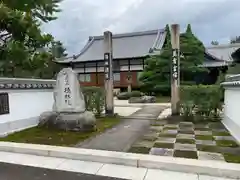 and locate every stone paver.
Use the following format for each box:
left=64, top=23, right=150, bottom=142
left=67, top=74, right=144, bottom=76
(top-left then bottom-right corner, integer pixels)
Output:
left=150, top=126, right=163, bottom=132
left=163, top=129, right=178, bottom=135
left=164, top=124, right=179, bottom=128
left=156, top=137, right=176, bottom=143
left=195, top=131, right=212, bottom=136
left=78, top=106, right=166, bottom=152
left=214, top=136, right=236, bottom=141
left=174, top=143, right=197, bottom=151
left=177, top=134, right=195, bottom=139
left=196, top=140, right=216, bottom=146
left=149, top=148, right=174, bottom=156
left=198, top=151, right=225, bottom=161
left=129, top=120, right=240, bottom=163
